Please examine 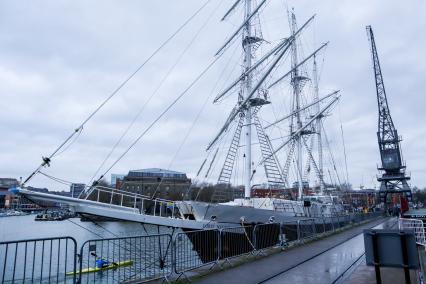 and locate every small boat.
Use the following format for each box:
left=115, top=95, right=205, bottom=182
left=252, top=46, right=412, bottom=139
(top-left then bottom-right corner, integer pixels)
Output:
left=66, top=260, right=133, bottom=275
